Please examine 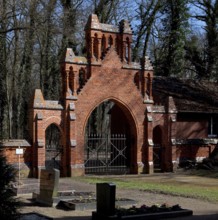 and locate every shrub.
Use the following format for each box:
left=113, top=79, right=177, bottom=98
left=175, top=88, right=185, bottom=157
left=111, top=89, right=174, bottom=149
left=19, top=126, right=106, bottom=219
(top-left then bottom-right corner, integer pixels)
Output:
left=0, top=154, right=20, bottom=219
